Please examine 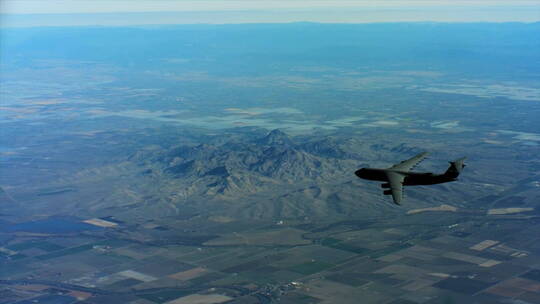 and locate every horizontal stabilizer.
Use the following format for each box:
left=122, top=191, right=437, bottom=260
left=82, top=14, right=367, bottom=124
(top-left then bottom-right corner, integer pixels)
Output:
left=445, top=157, right=467, bottom=179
